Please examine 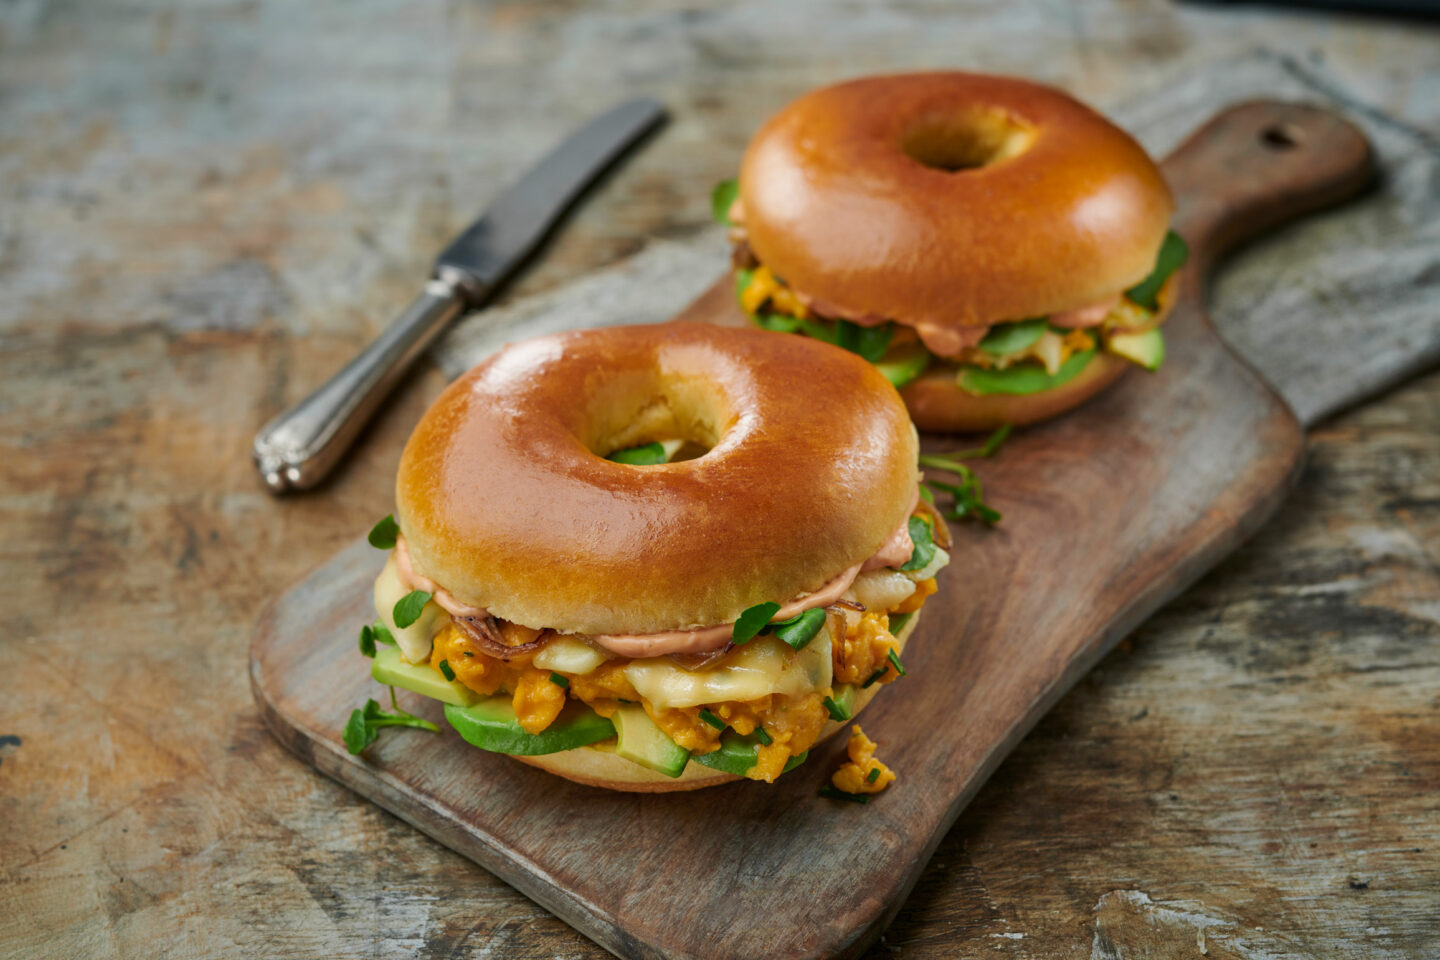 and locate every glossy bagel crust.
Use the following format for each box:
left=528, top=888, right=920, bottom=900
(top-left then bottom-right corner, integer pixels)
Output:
left=514, top=609, right=922, bottom=792
left=396, top=322, right=919, bottom=636
left=900, top=272, right=1178, bottom=433
left=739, top=72, right=1174, bottom=330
